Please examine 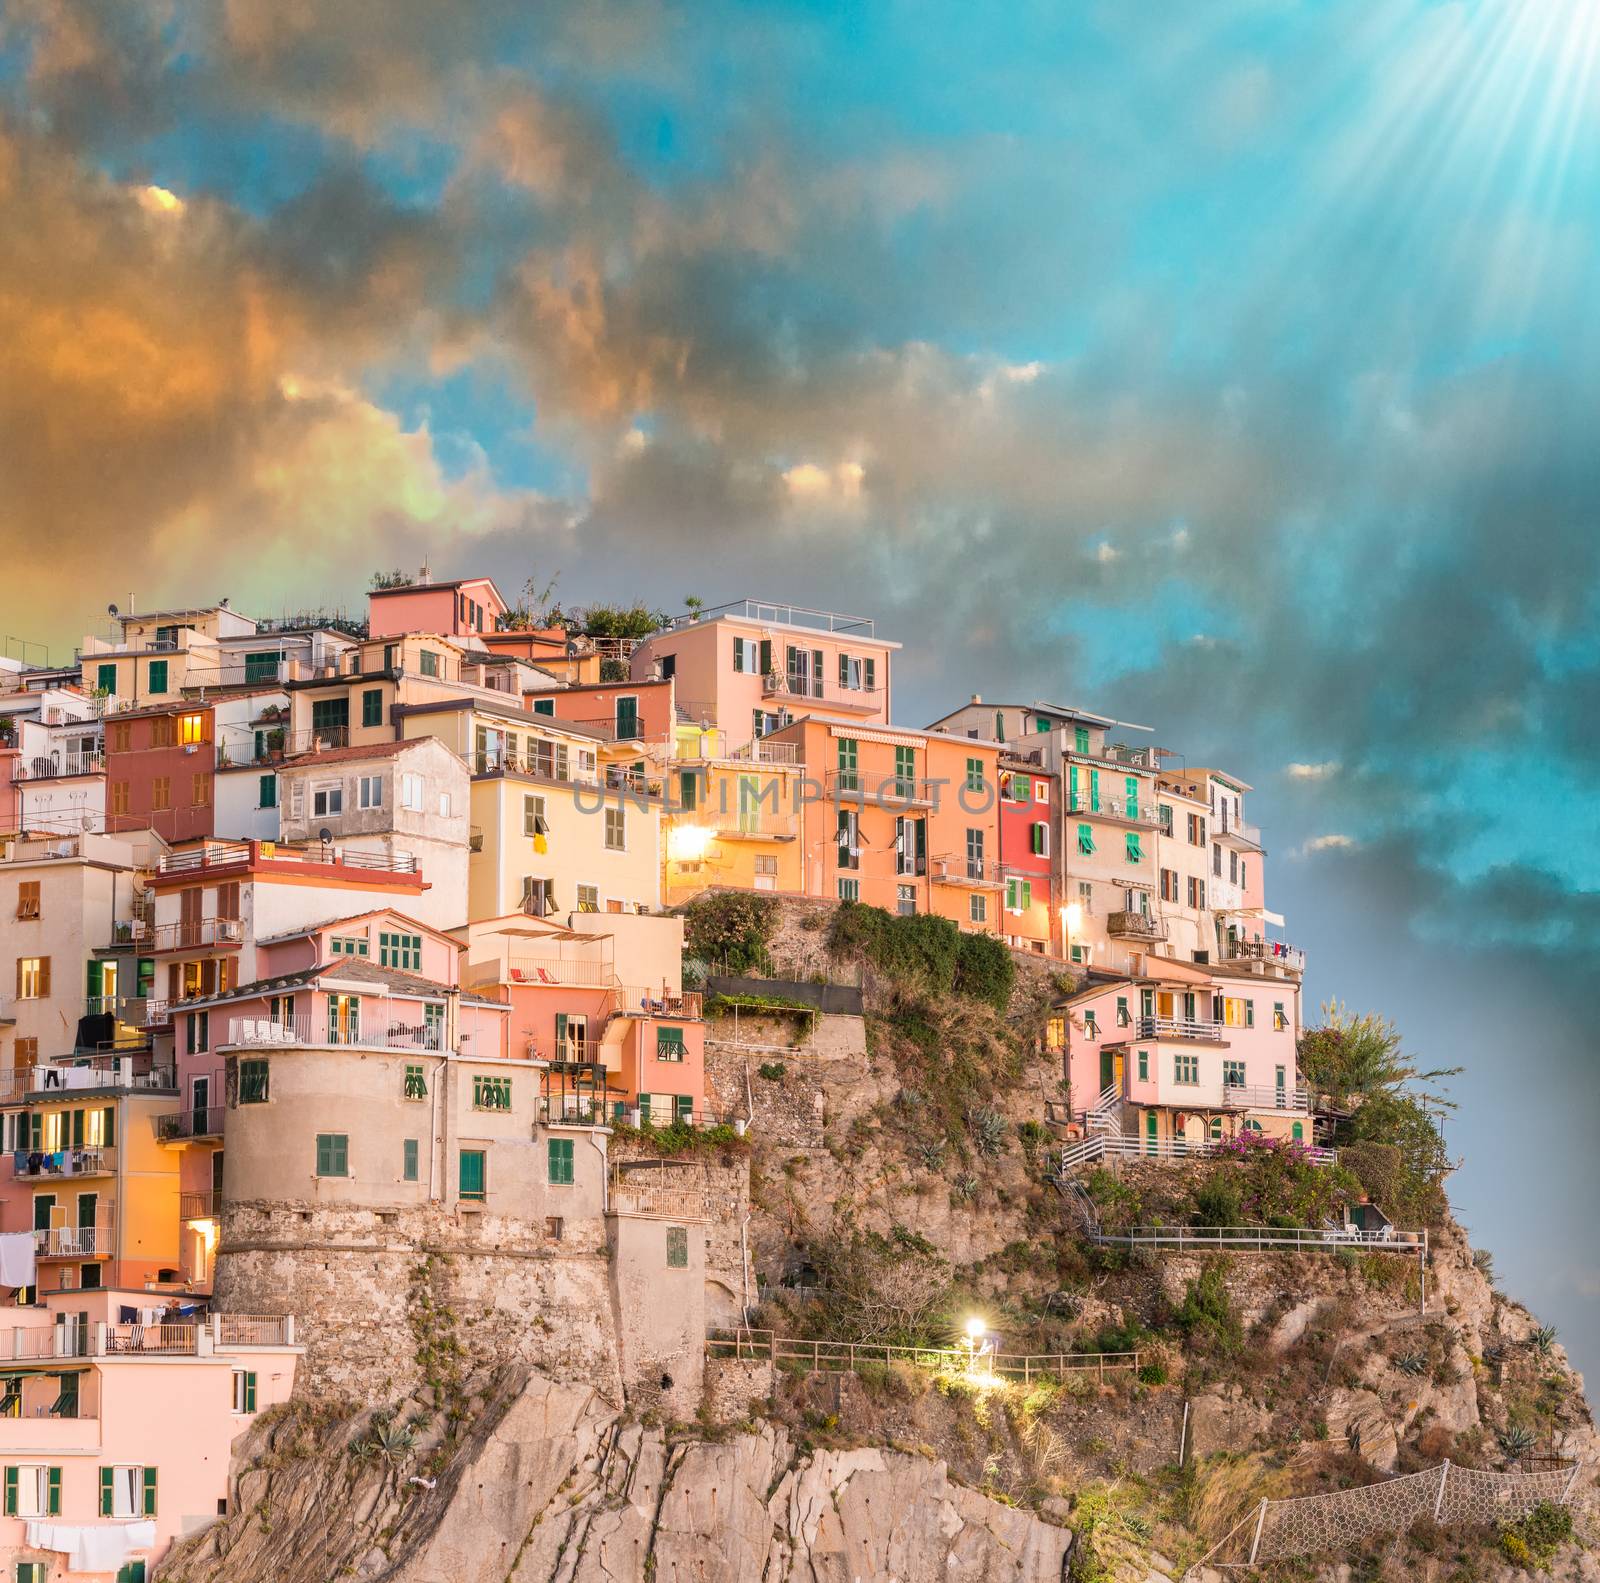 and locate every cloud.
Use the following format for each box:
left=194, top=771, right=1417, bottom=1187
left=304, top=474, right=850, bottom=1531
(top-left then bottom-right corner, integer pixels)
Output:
left=1299, top=834, right=1357, bottom=855
left=1285, top=761, right=1340, bottom=780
